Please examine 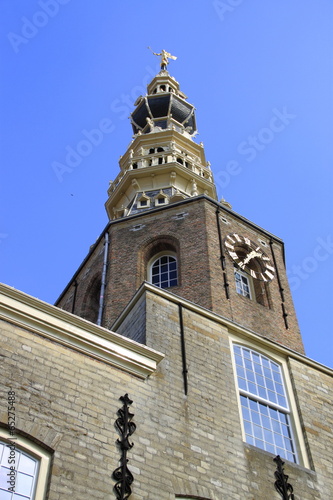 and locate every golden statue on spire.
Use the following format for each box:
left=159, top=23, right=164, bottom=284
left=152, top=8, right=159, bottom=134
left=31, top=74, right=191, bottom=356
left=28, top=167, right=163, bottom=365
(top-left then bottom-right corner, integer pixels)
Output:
left=148, top=48, right=177, bottom=70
